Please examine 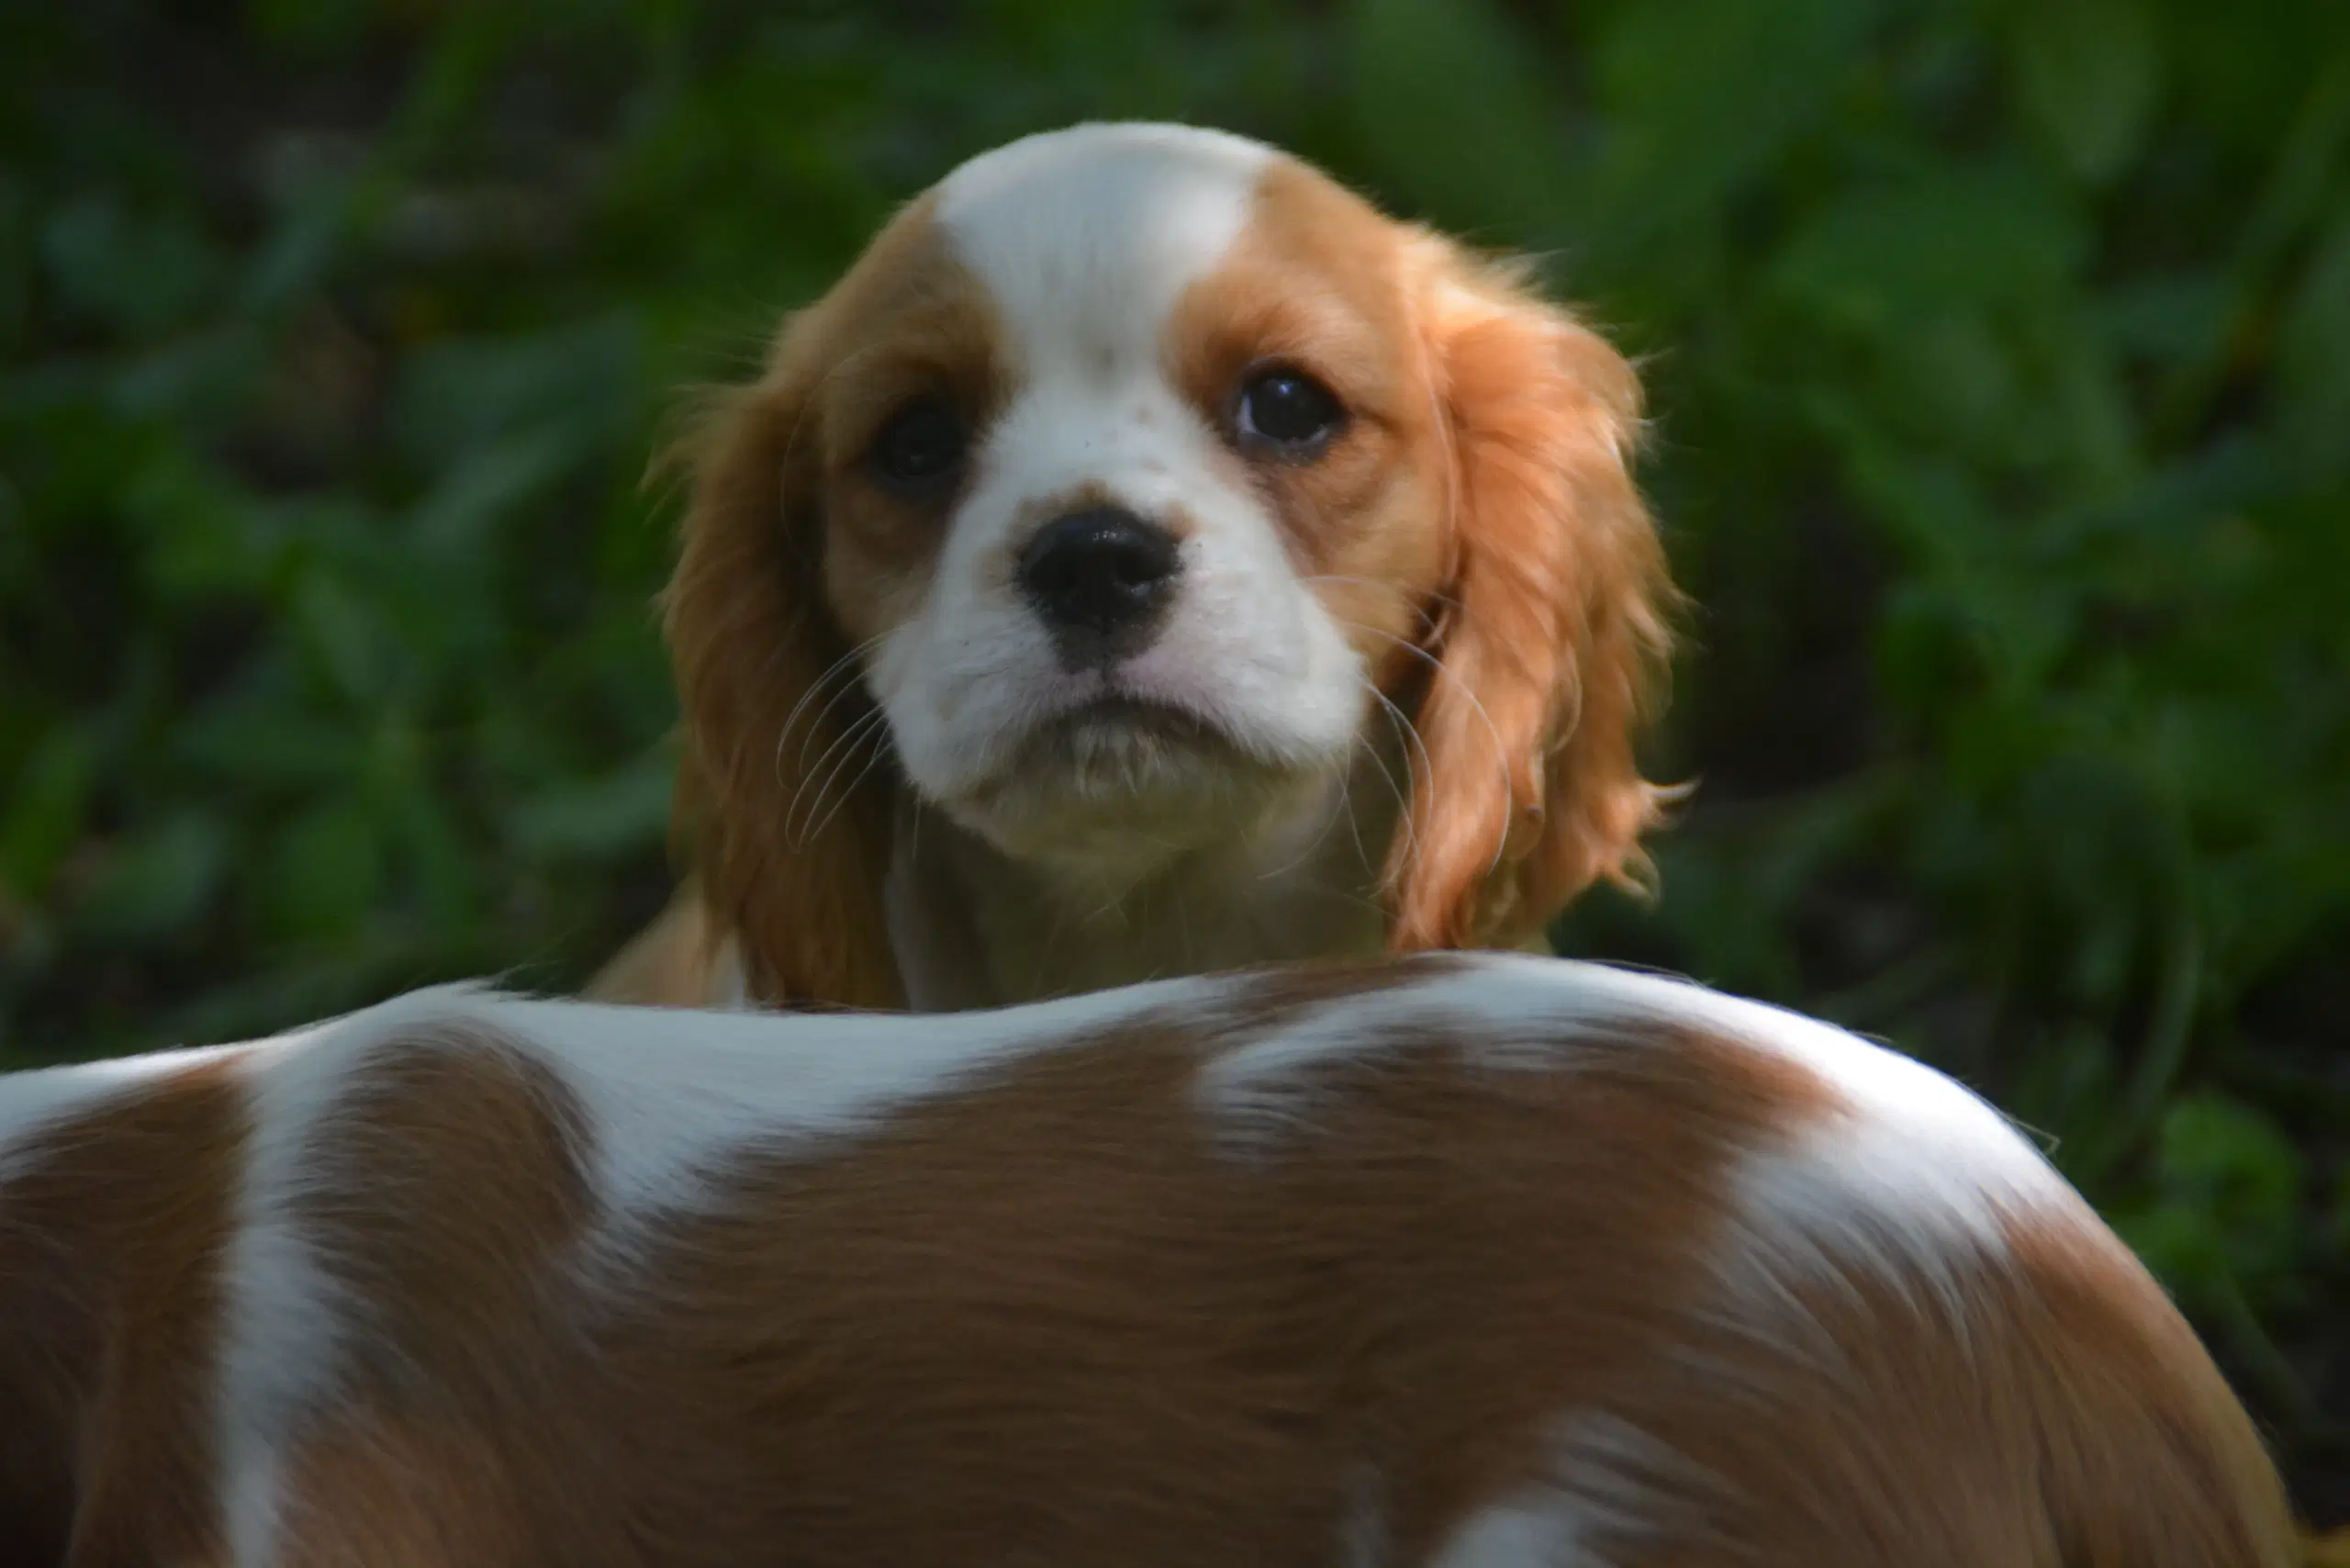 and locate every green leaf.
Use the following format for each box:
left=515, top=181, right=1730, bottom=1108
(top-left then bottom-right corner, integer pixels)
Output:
left=126, top=448, right=283, bottom=595
left=1771, top=165, right=2087, bottom=326
left=291, top=565, right=391, bottom=704
left=1593, top=0, right=1874, bottom=230
left=39, top=196, right=224, bottom=335
left=265, top=799, right=385, bottom=942
left=244, top=0, right=373, bottom=54
left=2009, top=0, right=2163, bottom=186
left=178, top=700, right=366, bottom=792
left=2114, top=1092, right=2305, bottom=1310
left=386, top=788, right=480, bottom=931
left=2098, top=271, right=2230, bottom=365
left=0, top=173, right=29, bottom=358
left=2277, top=209, right=2350, bottom=479
left=1343, top=0, right=1572, bottom=238
left=72, top=813, right=229, bottom=944
left=0, top=730, right=93, bottom=902
left=408, top=428, right=583, bottom=555
left=390, top=319, right=642, bottom=468
left=509, top=747, right=676, bottom=858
